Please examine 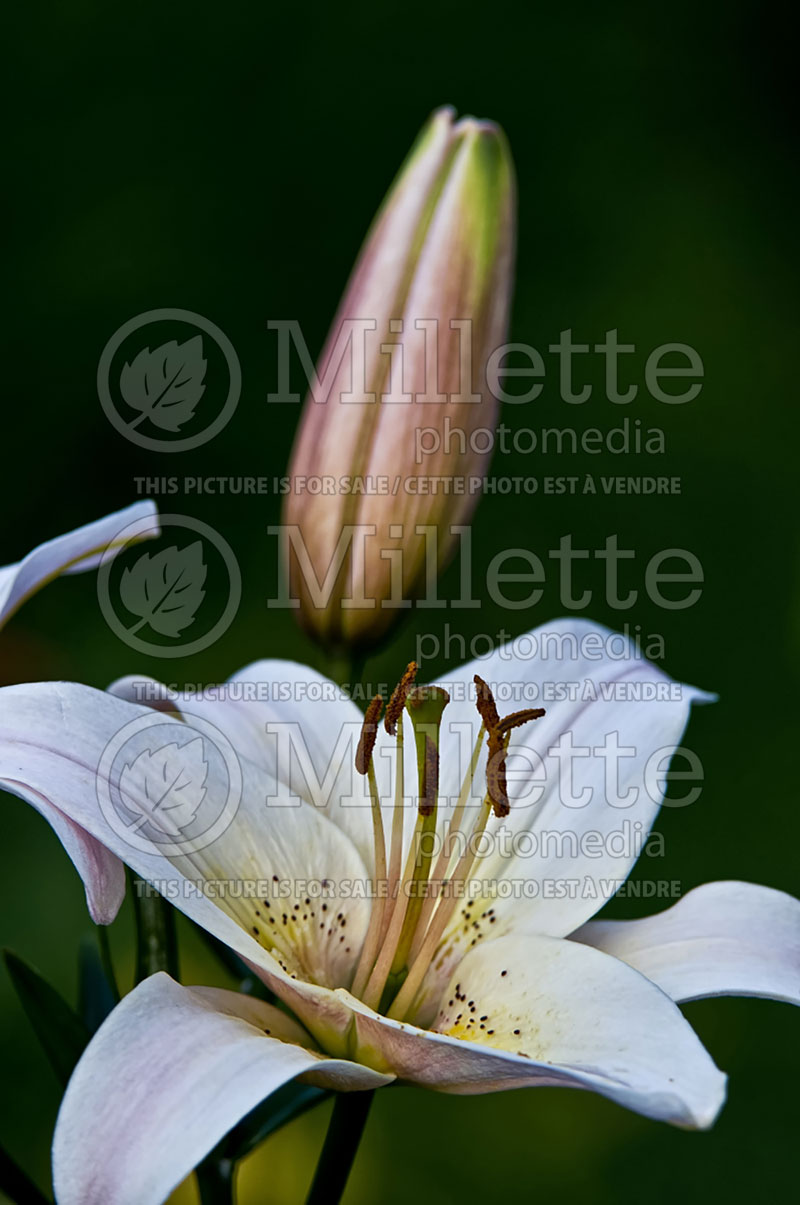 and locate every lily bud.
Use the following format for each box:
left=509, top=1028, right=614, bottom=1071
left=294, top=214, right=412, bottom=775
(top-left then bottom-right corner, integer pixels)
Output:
left=283, top=105, right=516, bottom=654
